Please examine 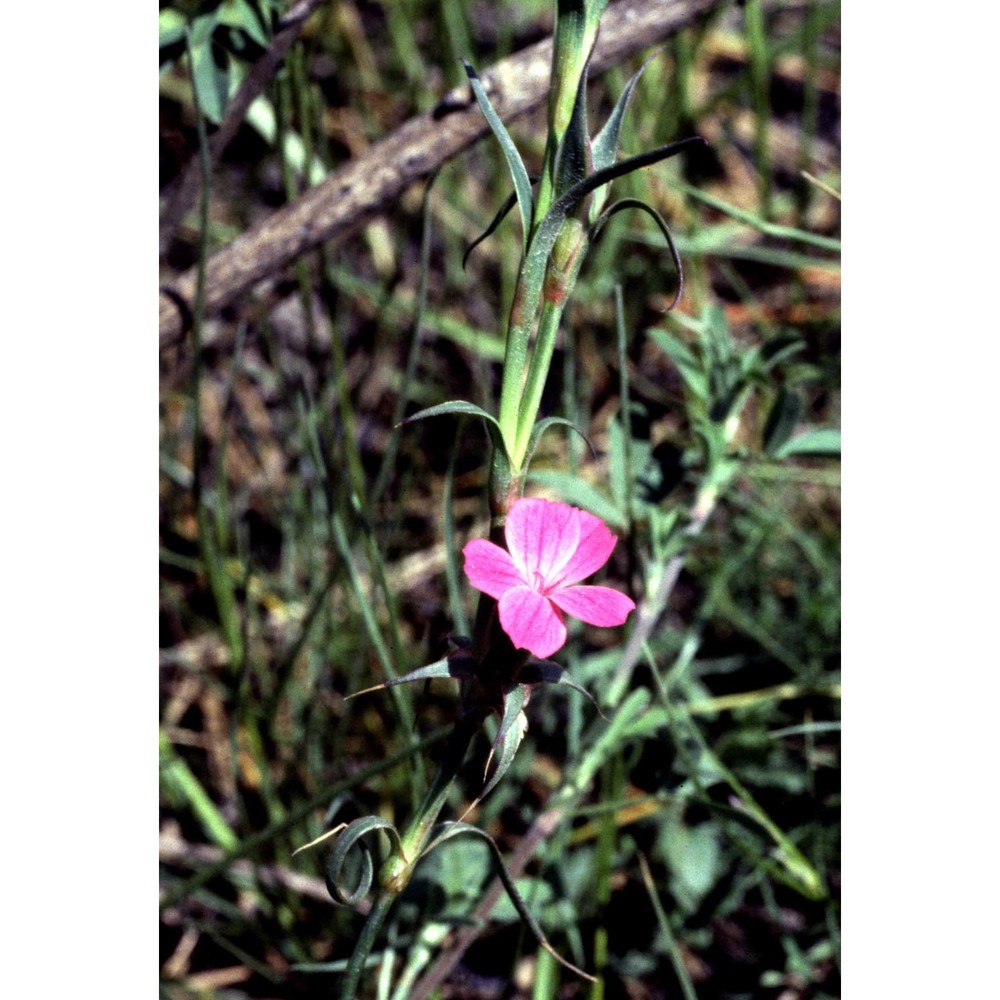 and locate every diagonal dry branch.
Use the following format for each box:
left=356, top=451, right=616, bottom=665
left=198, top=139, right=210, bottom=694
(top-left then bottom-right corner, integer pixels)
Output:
left=159, top=0, right=725, bottom=347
